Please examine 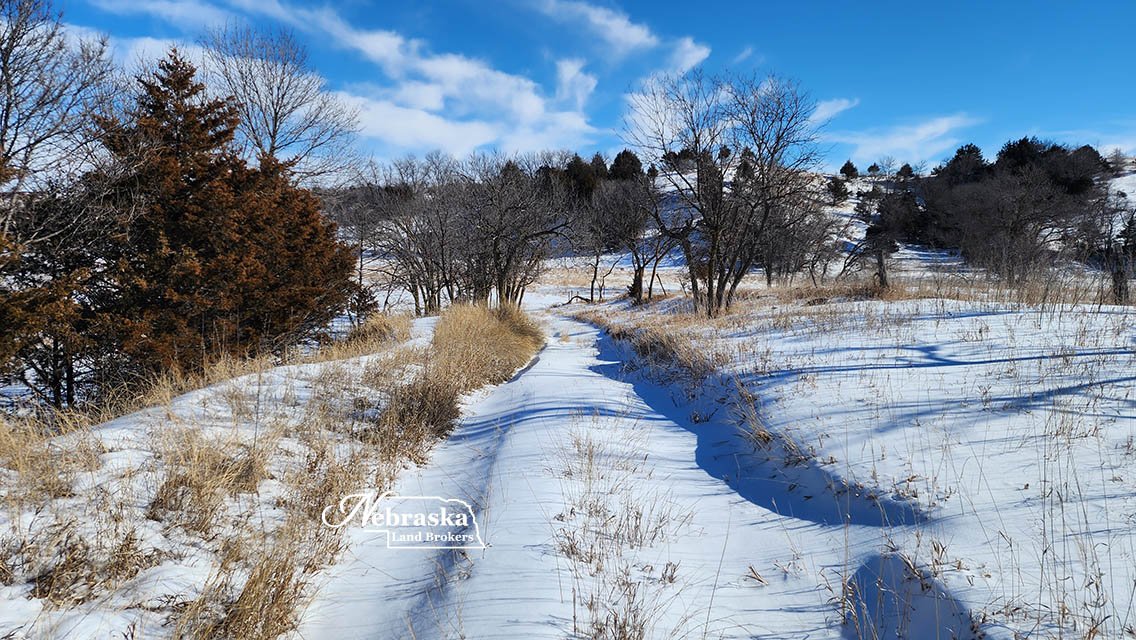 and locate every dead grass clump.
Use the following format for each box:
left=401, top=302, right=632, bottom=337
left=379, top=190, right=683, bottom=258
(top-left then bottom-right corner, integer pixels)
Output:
left=138, top=353, right=277, bottom=409
left=288, top=447, right=368, bottom=525
left=177, top=448, right=360, bottom=639
left=175, top=529, right=316, bottom=640
left=0, top=417, right=102, bottom=505
left=431, top=304, right=544, bottom=392
left=306, top=314, right=413, bottom=363
left=376, top=376, right=461, bottom=441
left=213, top=555, right=305, bottom=639
left=148, top=431, right=272, bottom=534
left=25, top=523, right=94, bottom=606
left=1, top=520, right=161, bottom=608
left=578, top=311, right=718, bottom=382
left=359, top=345, right=427, bottom=391
left=361, top=304, right=543, bottom=460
